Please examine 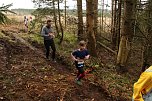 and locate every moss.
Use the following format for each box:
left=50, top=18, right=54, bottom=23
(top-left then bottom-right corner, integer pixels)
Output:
left=29, top=33, right=43, bottom=44
left=0, top=32, right=5, bottom=38
left=19, top=33, right=43, bottom=44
